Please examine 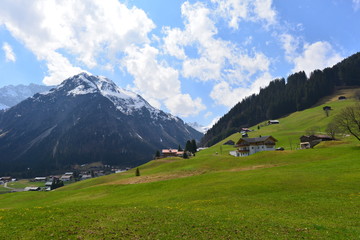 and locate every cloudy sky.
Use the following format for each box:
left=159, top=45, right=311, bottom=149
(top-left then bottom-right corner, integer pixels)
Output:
left=0, top=0, right=359, bottom=127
